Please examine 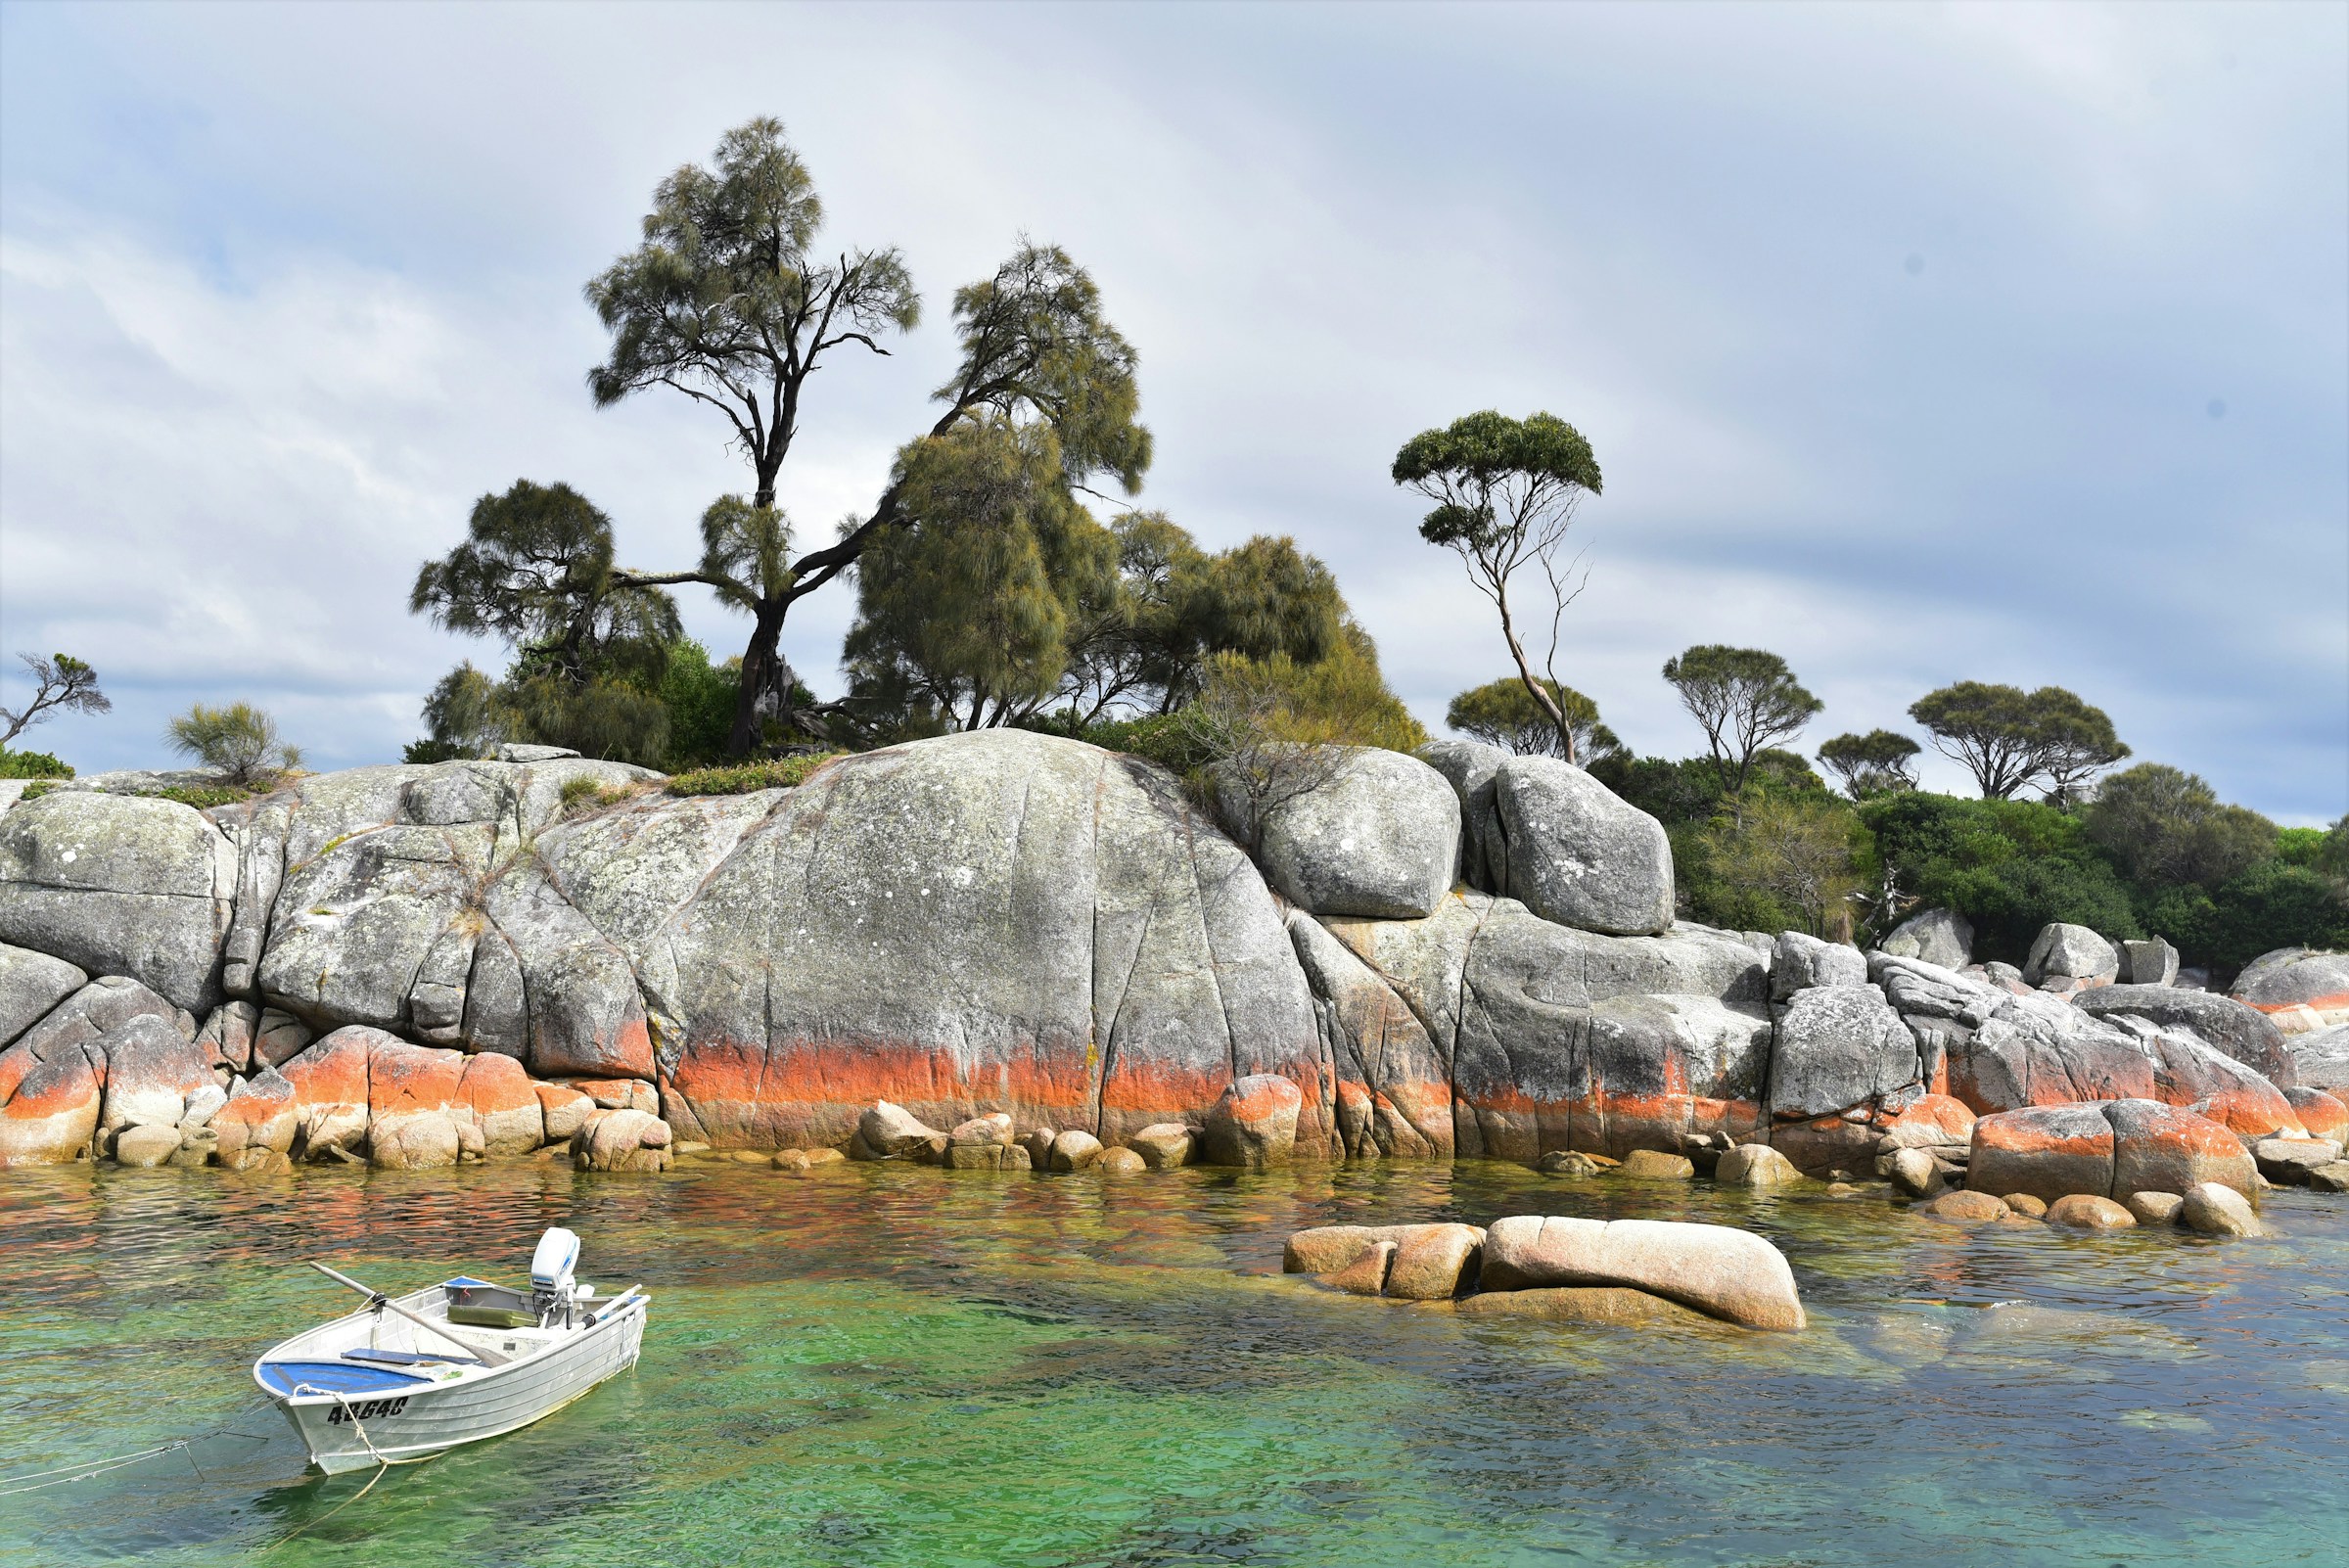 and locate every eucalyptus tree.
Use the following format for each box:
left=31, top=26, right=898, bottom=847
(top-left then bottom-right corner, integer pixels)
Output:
left=1908, top=681, right=2128, bottom=802
left=1817, top=728, right=1922, bottom=799
left=1446, top=676, right=1622, bottom=762
left=1661, top=645, right=1823, bottom=794
left=1392, top=410, right=1603, bottom=761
